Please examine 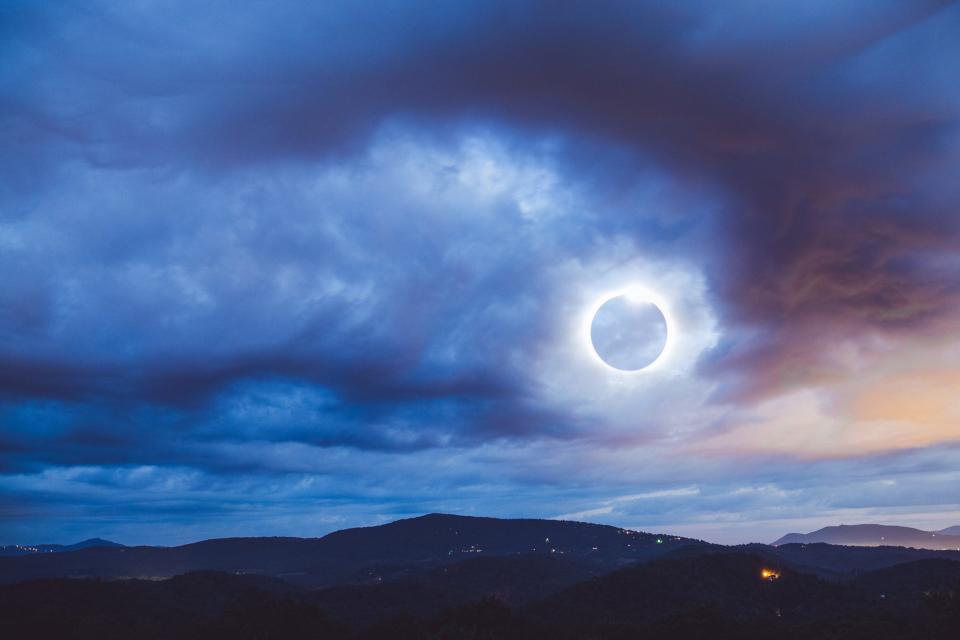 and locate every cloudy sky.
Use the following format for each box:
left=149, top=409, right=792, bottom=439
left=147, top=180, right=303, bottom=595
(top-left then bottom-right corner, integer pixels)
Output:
left=2, top=0, right=959, bottom=546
